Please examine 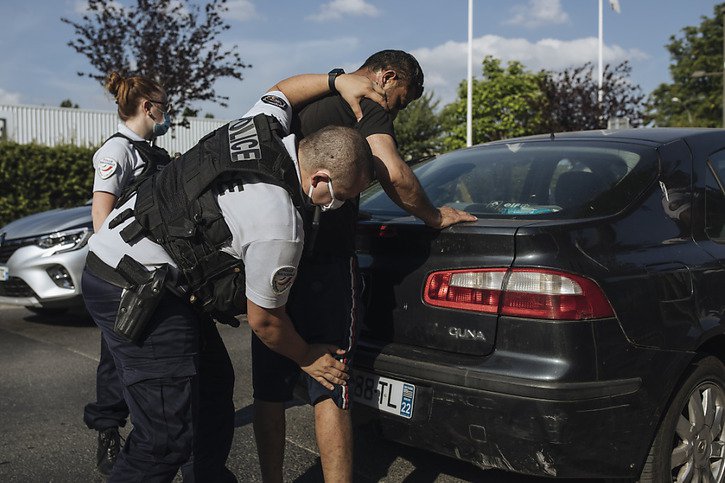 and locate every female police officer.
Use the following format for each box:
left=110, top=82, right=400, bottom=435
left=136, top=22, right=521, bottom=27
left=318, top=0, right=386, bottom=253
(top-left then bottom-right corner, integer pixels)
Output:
left=84, top=71, right=172, bottom=475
